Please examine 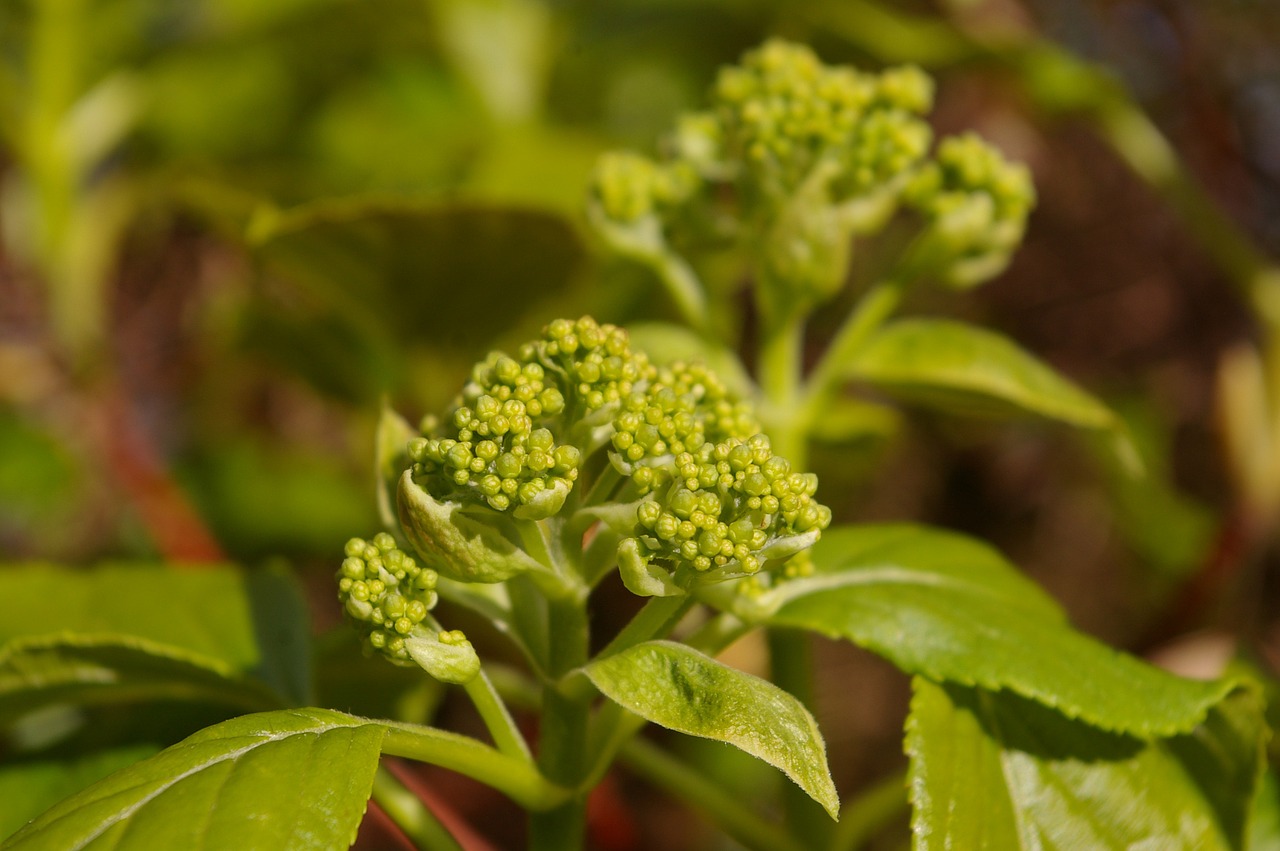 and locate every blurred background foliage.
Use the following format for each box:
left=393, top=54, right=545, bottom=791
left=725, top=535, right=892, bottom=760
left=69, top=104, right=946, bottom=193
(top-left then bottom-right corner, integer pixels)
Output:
left=3, top=0, right=1280, bottom=846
